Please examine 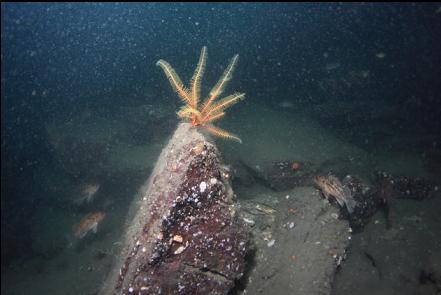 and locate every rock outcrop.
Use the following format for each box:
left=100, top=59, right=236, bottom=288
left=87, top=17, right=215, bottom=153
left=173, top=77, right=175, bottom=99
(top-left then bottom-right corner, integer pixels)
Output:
left=100, top=123, right=249, bottom=294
